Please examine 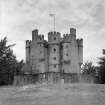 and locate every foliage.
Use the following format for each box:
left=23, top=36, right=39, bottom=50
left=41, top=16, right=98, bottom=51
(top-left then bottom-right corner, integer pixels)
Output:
left=98, top=49, right=105, bottom=84
left=15, top=60, right=24, bottom=75
left=82, top=61, right=96, bottom=76
left=0, top=37, right=24, bottom=85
